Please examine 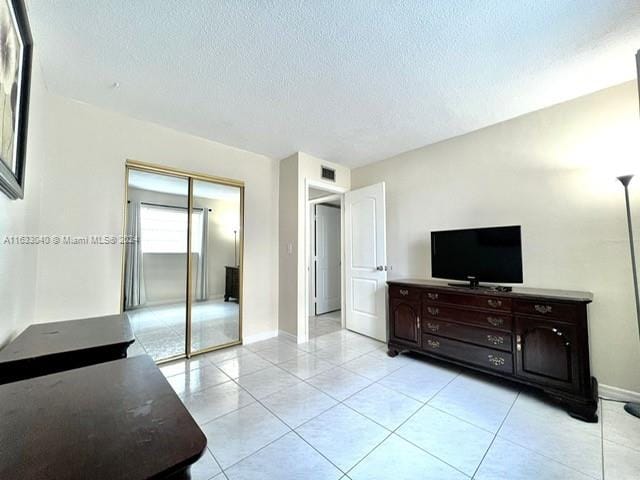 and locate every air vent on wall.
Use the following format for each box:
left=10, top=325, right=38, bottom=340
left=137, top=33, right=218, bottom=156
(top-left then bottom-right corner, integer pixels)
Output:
left=321, top=166, right=336, bottom=182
